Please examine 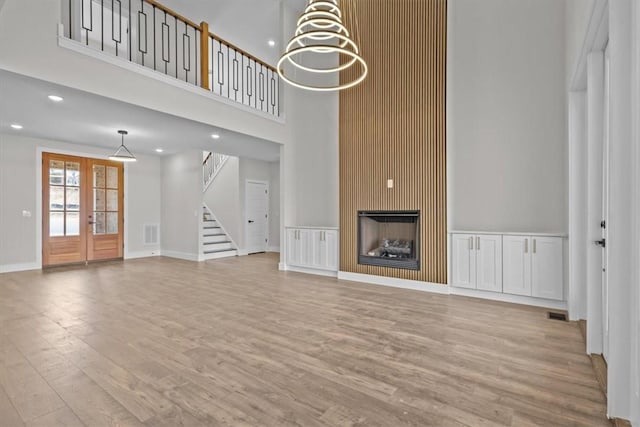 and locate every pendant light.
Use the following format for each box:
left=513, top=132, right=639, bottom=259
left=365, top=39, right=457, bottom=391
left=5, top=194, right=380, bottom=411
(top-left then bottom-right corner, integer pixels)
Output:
left=278, top=0, right=367, bottom=92
left=109, top=130, right=137, bottom=162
